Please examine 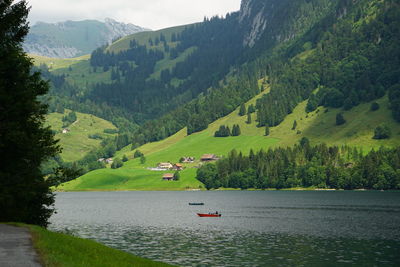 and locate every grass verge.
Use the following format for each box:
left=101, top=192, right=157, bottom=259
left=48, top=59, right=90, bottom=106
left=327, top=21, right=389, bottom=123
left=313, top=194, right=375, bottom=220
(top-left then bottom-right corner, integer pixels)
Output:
left=9, top=223, right=173, bottom=267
